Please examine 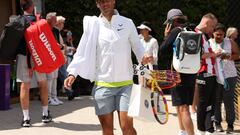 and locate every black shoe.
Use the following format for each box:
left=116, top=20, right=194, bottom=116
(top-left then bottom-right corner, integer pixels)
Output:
left=42, top=111, right=52, bottom=123
left=215, top=124, right=224, bottom=132
left=66, top=89, right=74, bottom=101
left=226, top=124, right=234, bottom=134
left=68, top=94, right=75, bottom=101
left=21, top=119, right=31, bottom=127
